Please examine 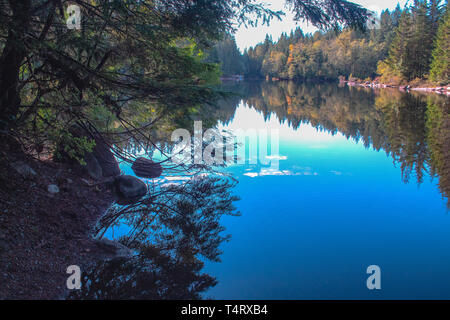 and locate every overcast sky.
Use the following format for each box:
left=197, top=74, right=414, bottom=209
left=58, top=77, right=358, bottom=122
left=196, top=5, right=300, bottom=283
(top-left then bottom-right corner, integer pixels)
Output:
left=235, top=0, right=409, bottom=50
